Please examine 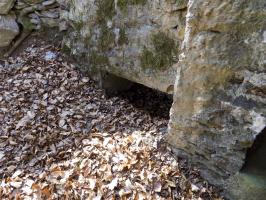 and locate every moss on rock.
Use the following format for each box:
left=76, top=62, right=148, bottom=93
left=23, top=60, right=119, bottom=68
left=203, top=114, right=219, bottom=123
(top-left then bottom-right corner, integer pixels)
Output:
left=140, top=32, right=179, bottom=70
left=118, top=27, right=129, bottom=46
left=95, top=0, right=116, bottom=23
left=89, top=50, right=110, bottom=67
left=98, top=23, right=115, bottom=51
left=117, top=0, right=147, bottom=11
left=166, top=0, right=188, bottom=6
